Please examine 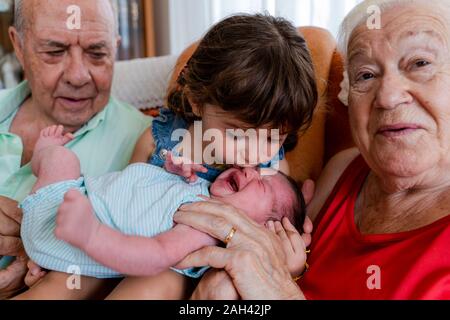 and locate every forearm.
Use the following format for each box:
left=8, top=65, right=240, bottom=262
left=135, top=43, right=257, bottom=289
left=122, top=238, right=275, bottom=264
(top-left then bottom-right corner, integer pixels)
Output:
left=83, top=223, right=216, bottom=277
left=84, top=223, right=172, bottom=276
